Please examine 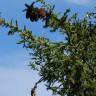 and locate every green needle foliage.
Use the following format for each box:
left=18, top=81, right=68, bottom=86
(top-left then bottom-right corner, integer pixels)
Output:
left=0, top=0, right=96, bottom=96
